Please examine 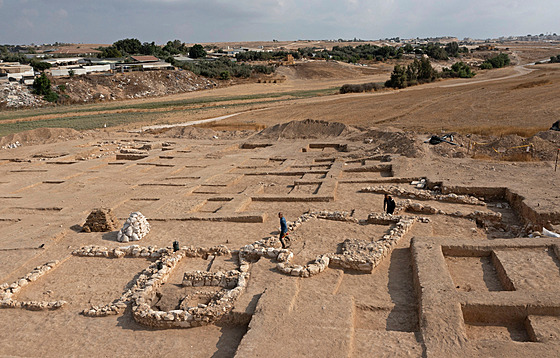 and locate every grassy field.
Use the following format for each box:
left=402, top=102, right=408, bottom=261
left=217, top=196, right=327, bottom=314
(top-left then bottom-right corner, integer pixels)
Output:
left=0, top=88, right=338, bottom=136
